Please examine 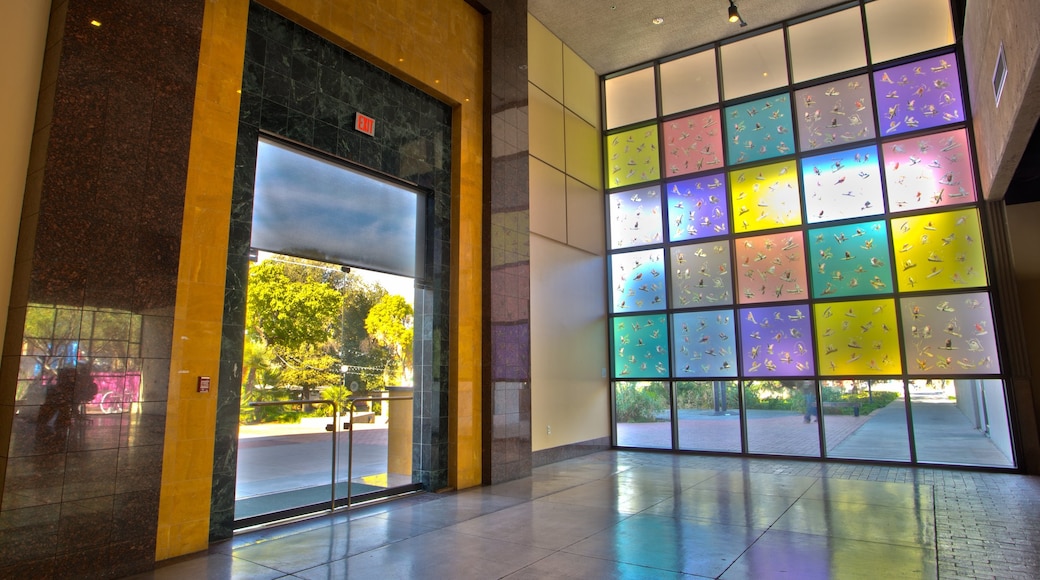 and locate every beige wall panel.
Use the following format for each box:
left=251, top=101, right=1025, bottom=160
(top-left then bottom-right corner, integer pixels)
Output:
left=563, top=44, right=599, bottom=129
left=0, top=2, right=49, bottom=363
left=566, top=177, right=605, bottom=256
left=528, top=14, right=564, bottom=101
left=530, top=235, right=609, bottom=451
left=530, top=84, right=567, bottom=170
left=529, top=157, right=567, bottom=243
left=564, top=110, right=602, bottom=190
